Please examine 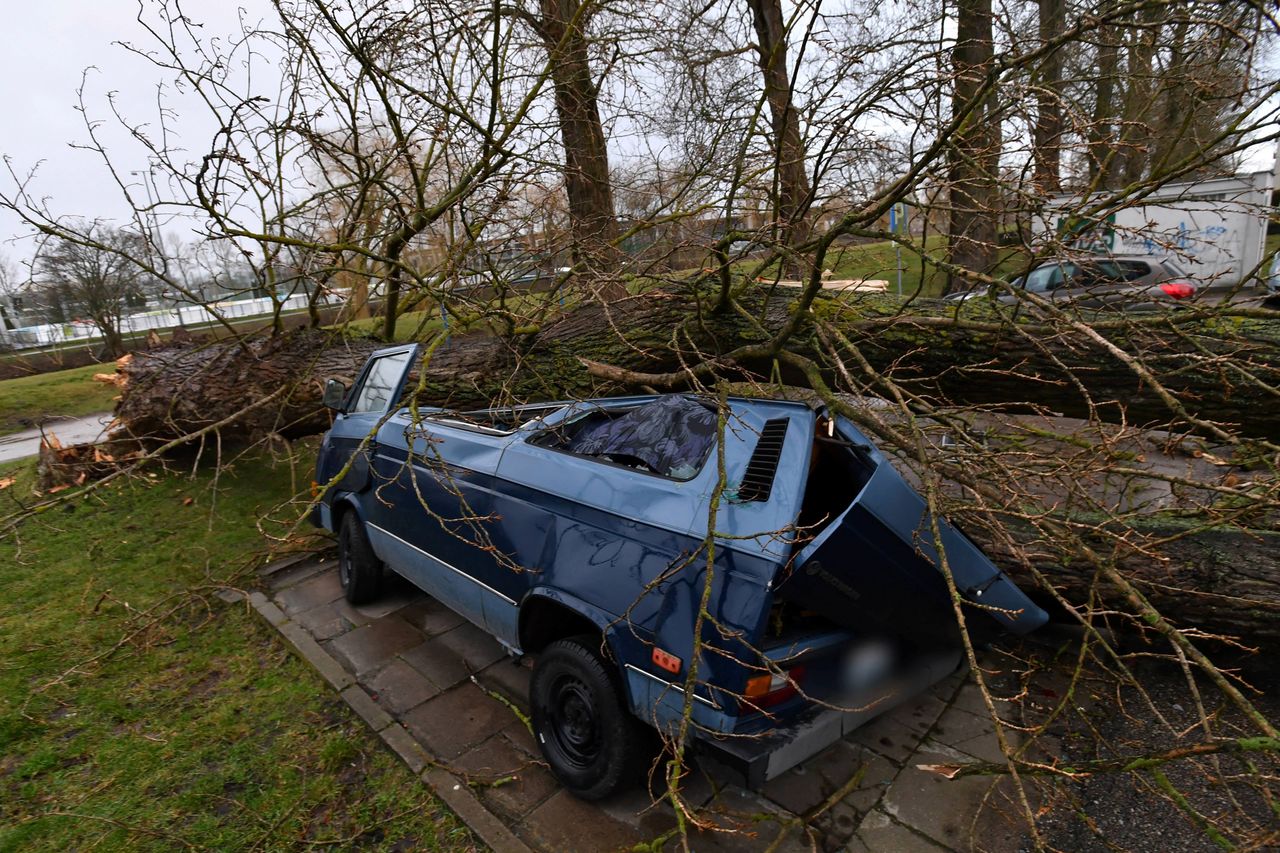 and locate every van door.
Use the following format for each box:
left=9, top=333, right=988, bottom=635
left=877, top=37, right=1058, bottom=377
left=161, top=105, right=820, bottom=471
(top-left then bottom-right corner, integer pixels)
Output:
left=318, top=343, right=419, bottom=503
left=779, top=417, right=1048, bottom=648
